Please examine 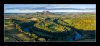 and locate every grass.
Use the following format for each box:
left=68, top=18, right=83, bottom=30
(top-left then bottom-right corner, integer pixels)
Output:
left=4, top=13, right=96, bottom=42
left=63, top=14, right=96, bottom=31
left=16, top=34, right=30, bottom=42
